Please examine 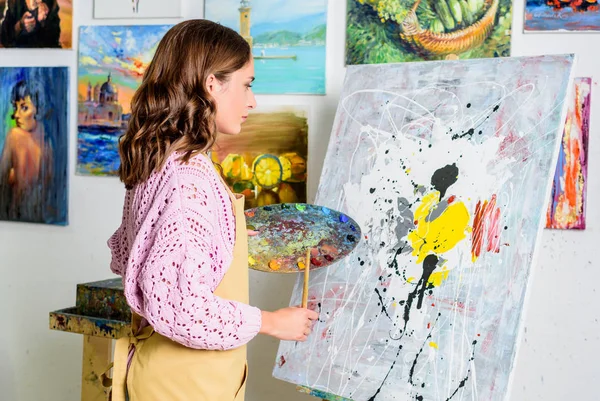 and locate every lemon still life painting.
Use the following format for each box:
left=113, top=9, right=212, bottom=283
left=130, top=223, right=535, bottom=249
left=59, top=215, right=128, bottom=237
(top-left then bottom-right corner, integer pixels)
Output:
left=210, top=106, right=308, bottom=210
